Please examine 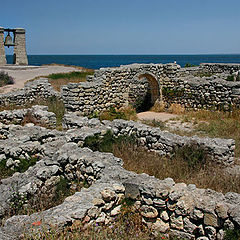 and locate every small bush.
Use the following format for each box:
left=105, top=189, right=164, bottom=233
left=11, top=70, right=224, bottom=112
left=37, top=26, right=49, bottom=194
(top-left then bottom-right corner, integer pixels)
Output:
left=150, top=100, right=166, bottom=112
left=167, top=103, right=185, bottom=114
left=84, top=130, right=136, bottom=153
left=226, top=75, right=240, bottom=82
left=184, top=63, right=197, bottom=68
left=0, top=71, right=14, bottom=87
left=21, top=111, right=40, bottom=126
left=224, top=228, right=240, bottom=240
